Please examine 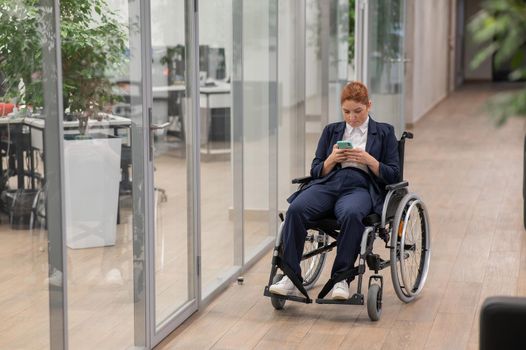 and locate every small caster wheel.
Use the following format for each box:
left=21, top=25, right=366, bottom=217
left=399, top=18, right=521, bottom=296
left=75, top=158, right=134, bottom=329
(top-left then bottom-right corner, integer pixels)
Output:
left=237, top=276, right=244, bottom=285
left=270, top=274, right=286, bottom=310
left=367, top=283, right=382, bottom=321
